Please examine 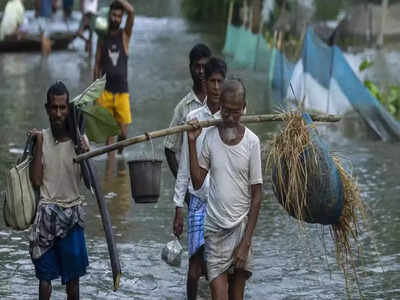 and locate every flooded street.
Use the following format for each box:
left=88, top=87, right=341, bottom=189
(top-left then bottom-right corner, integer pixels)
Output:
left=0, top=0, right=399, bottom=299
